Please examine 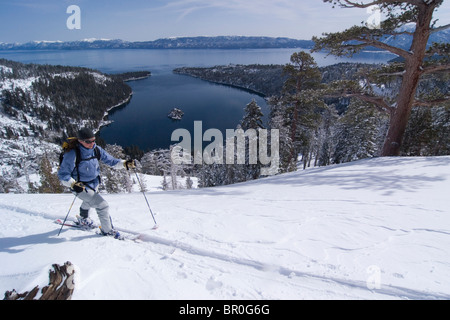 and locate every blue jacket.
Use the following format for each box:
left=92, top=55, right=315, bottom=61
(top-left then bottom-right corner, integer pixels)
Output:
left=58, top=143, right=122, bottom=190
